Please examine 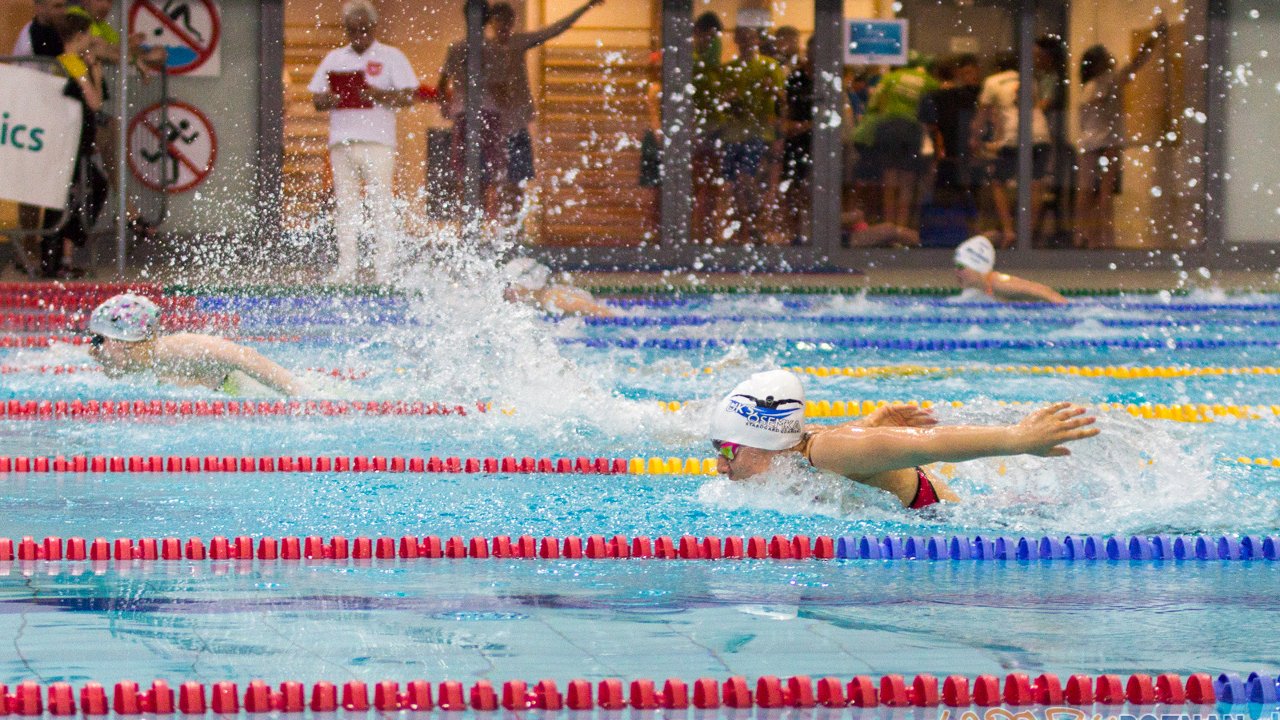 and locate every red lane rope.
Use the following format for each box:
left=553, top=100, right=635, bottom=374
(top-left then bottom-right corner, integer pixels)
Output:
left=0, top=399, right=483, bottom=419
left=0, top=335, right=295, bottom=348
left=0, top=366, right=369, bottom=380
left=0, top=672, right=1223, bottom=714
left=0, top=312, right=238, bottom=332
left=0, top=453, right=616, bottom=475
left=0, top=533, right=826, bottom=562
